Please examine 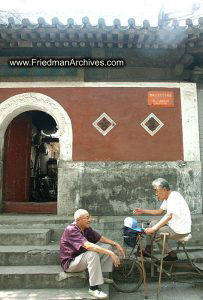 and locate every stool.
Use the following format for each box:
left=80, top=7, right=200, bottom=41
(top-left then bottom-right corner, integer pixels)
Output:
left=177, top=233, right=192, bottom=245
left=176, top=233, right=192, bottom=262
